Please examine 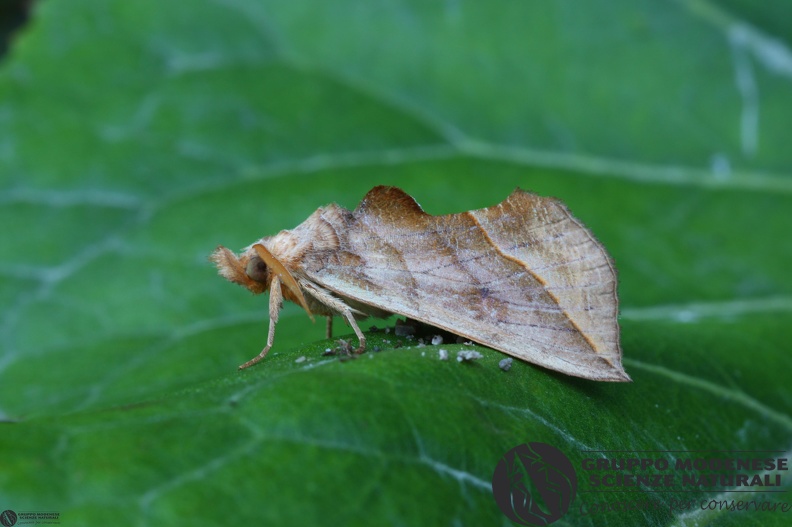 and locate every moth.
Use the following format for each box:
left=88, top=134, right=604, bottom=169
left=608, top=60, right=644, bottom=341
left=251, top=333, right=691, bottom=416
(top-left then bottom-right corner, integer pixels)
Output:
left=210, top=186, right=629, bottom=382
